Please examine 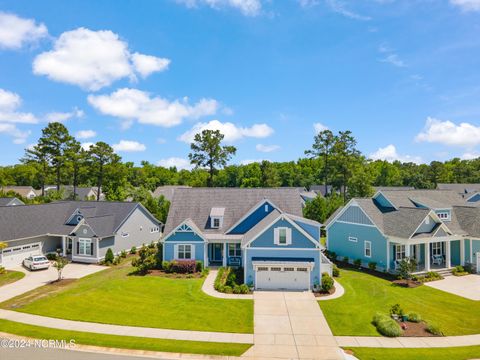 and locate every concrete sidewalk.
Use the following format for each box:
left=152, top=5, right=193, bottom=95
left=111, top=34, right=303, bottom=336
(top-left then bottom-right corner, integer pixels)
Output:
left=0, top=309, right=253, bottom=344
left=242, top=291, right=345, bottom=359
left=335, top=334, right=480, bottom=348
